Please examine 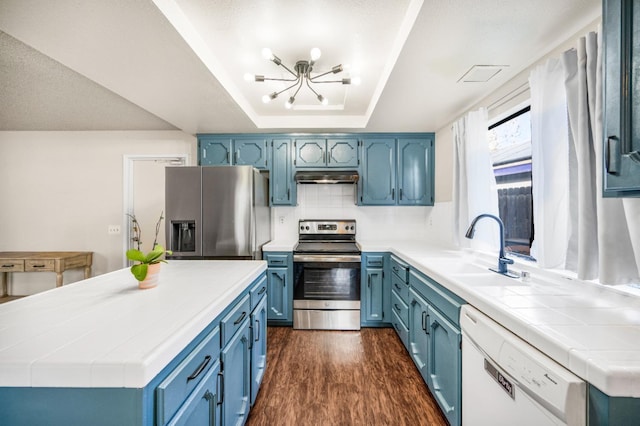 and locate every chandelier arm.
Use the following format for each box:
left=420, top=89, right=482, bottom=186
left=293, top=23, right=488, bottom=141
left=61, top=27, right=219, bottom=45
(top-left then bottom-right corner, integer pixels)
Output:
left=290, top=78, right=304, bottom=99
left=311, top=80, right=346, bottom=84
left=275, top=79, right=302, bottom=96
left=305, top=79, right=321, bottom=97
left=309, top=66, right=343, bottom=81
left=278, top=62, right=299, bottom=79
left=262, top=77, right=298, bottom=82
